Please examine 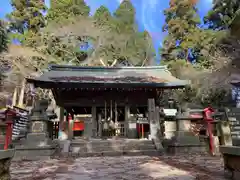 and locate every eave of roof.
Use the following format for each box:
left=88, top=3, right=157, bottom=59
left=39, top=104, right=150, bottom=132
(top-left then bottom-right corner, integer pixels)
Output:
left=26, top=64, right=190, bottom=89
